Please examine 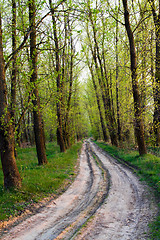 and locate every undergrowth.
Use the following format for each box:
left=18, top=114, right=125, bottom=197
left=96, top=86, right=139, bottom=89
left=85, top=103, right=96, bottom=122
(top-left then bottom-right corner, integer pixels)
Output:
left=95, top=141, right=160, bottom=240
left=0, top=141, right=82, bottom=221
